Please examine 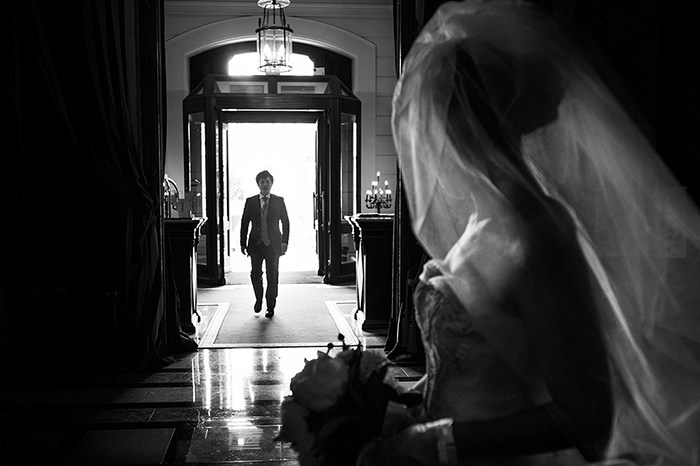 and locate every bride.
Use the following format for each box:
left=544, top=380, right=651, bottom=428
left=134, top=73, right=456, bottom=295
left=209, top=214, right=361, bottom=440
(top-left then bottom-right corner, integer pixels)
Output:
left=358, top=1, right=700, bottom=465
